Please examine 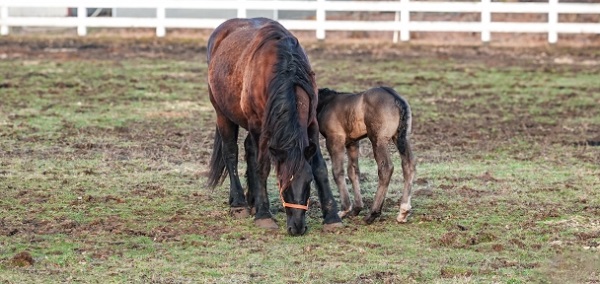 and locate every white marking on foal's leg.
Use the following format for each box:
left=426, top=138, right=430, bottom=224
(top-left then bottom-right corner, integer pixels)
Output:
left=397, top=202, right=411, bottom=223
left=338, top=205, right=353, bottom=218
